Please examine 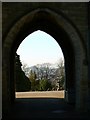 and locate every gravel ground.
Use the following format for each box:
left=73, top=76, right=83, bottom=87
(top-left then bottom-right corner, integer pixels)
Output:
left=15, top=90, right=64, bottom=98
